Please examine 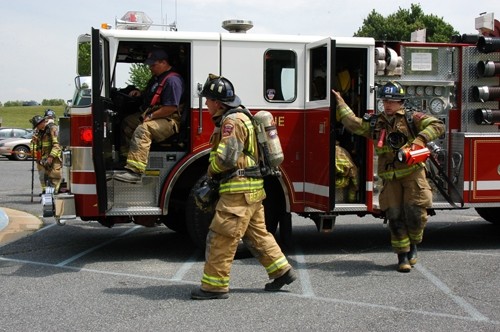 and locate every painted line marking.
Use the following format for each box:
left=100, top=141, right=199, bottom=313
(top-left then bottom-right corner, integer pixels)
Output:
left=416, top=264, right=489, bottom=322
left=171, top=251, right=201, bottom=281
left=56, top=226, right=141, bottom=267
left=0, top=256, right=497, bottom=325
left=293, top=248, right=315, bottom=297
